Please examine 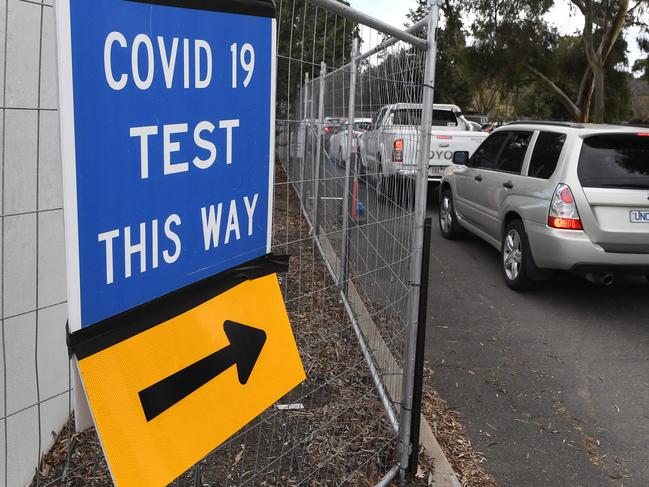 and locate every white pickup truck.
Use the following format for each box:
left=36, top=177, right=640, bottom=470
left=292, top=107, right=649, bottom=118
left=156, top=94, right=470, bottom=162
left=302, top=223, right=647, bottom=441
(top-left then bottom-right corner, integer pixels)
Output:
left=358, top=103, right=488, bottom=191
